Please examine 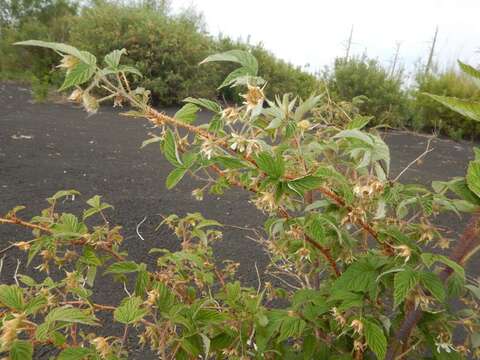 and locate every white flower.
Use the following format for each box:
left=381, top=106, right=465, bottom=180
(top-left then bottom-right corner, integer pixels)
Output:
left=436, top=341, right=456, bottom=354
left=57, top=55, right=78, bottom=71
left=241, top=84, right=265, bottom=112
left=200, top=139, right=216, bottom=159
